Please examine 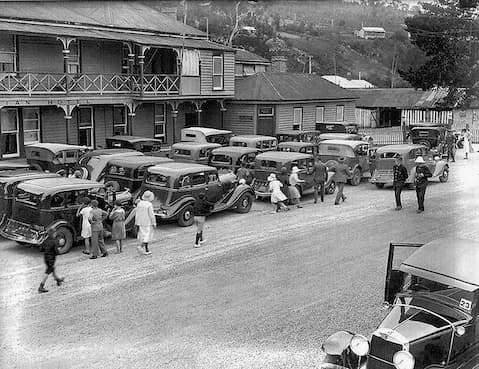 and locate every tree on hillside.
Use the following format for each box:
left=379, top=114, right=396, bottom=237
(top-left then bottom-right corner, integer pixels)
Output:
left=400, top=0, right=479, bottom=104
